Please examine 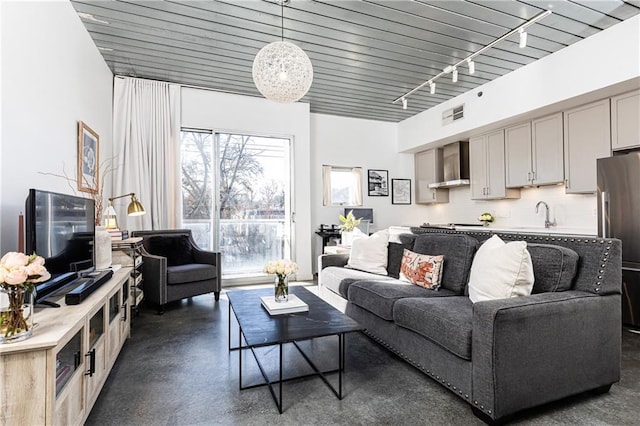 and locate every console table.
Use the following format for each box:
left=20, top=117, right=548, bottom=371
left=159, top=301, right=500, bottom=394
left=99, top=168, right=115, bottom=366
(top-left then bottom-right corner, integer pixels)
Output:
left=0, top=269, right=130, bottom=425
